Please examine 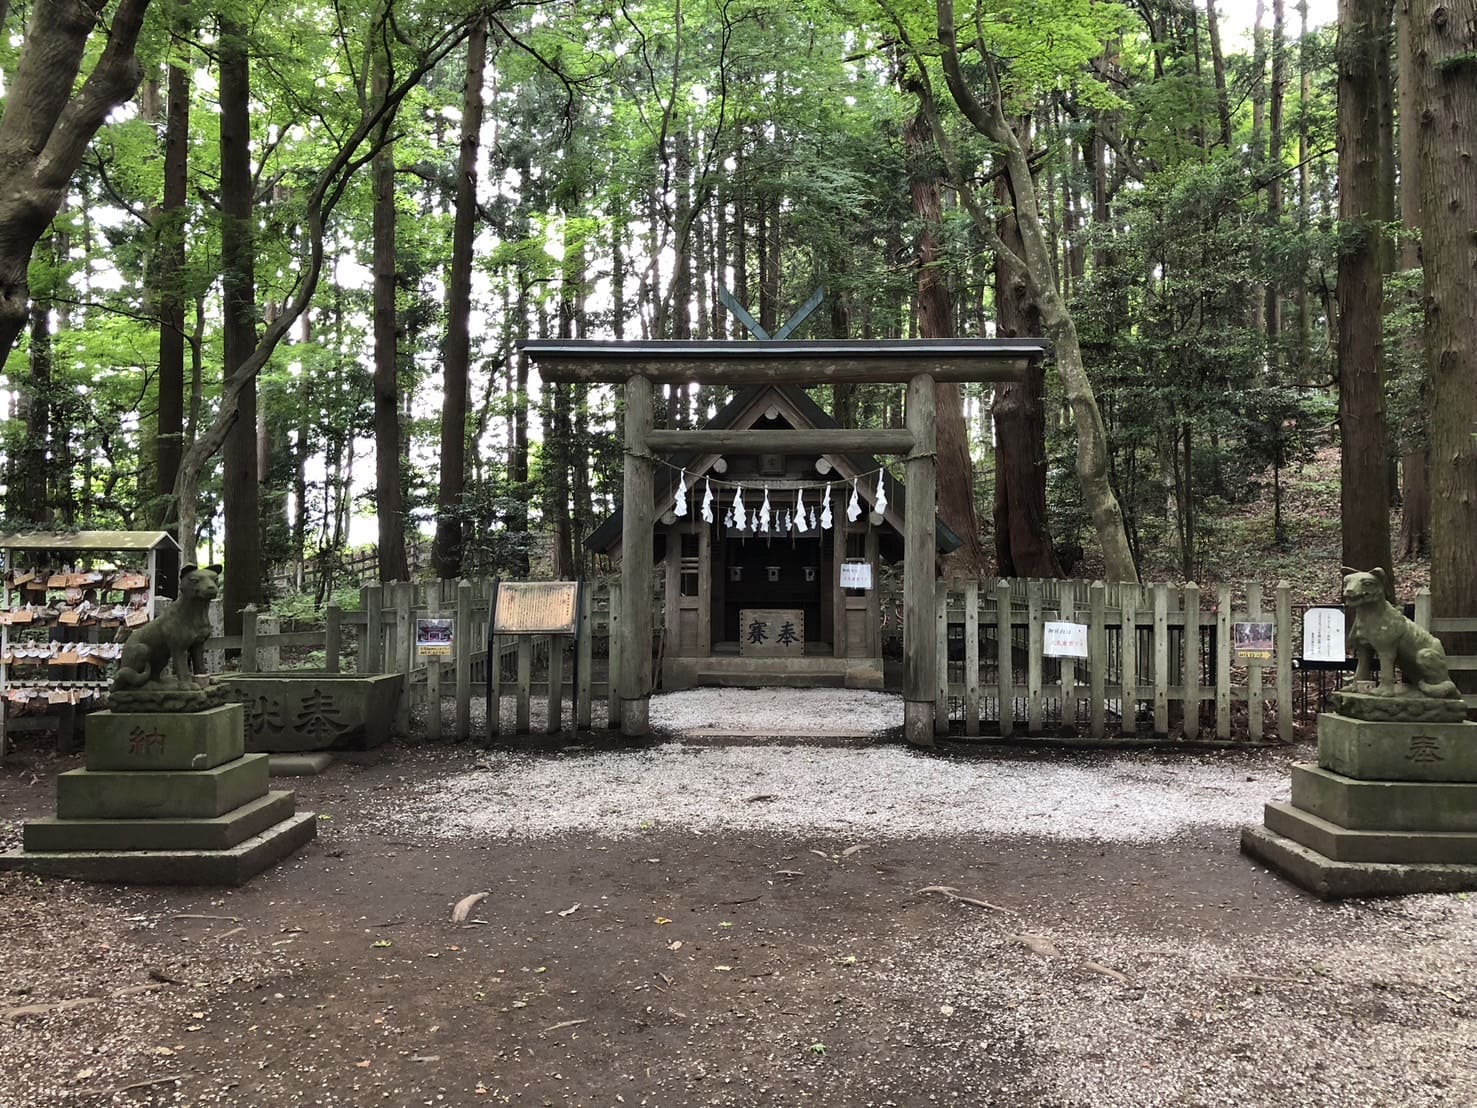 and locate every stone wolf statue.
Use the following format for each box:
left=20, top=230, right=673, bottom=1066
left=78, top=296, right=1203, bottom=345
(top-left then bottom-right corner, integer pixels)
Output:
left=1343, top=567, right=1460, bottom=699
left=113, top=564, right=221, bottom=691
